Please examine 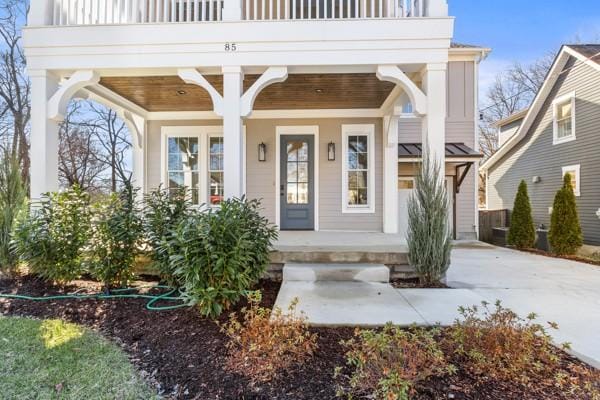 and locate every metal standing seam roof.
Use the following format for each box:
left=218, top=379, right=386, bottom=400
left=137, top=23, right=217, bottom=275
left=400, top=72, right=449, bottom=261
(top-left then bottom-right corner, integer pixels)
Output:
left=398, top=143, right=482, bottom=158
